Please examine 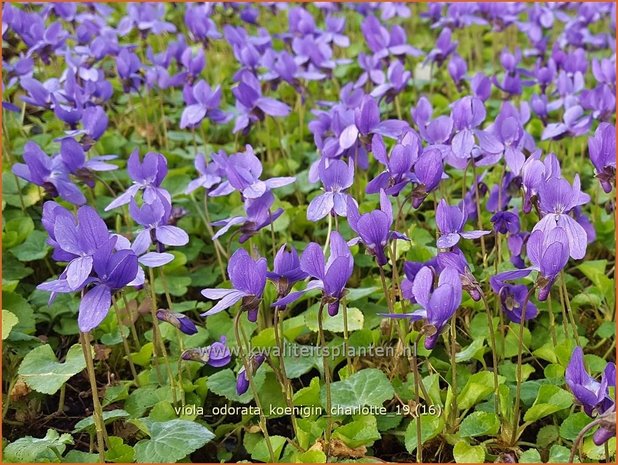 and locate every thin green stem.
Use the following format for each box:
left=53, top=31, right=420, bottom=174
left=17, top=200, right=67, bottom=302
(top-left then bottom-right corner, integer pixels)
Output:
left=318, top=301, right=333, bottom=461
left=79, top=331, right=108, bottom=462
left=113, top=298, right=139, bottom=386
left=511, top=286, right=536, bottom=445
left=234, top=311, right=276, bottom=462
